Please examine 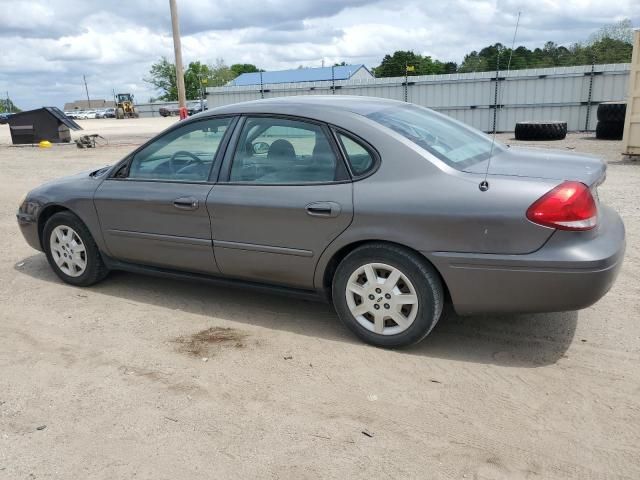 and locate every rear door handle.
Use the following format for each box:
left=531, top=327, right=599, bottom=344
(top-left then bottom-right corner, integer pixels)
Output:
left=305, top=201, right=341, bottom=218
left=173, top=196, right=199, bottom=211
